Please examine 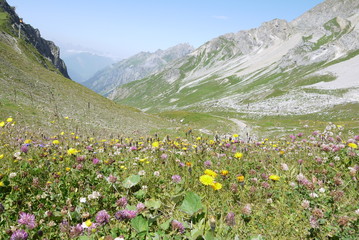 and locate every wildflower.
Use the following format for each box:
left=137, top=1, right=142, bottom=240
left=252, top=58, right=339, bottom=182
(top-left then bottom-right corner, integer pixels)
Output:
left=115, top=210, right=137, bottom=221
left=152, top=141, right=159, bottom=148
left=234, top=152, right=243, bottom=159
left=301, top=200, right=310, bottom=209
left=65, top=167, right=71, bottom=172
left=80, top=197, right=87, bottom=203
left=10, top=229, right=28, bottom=240
left=7, top=117, right=13, bottom=122
left=107, top=175, right=117, bottom=183
left=0, top=121, right=4, bottom=127
left=18, top=212, right=37, bottom=229
left=171, top=175, right=182, bottom=183
left=82, top=219, right=93, bottom=228
left=236, top=175, right=245, bottom=182
left=96, top=210, right=110, bottom=225
left=171, top=220, right=185, bottom=234
left=138, top=170, right=146, bottom=176
left=348, top=143, right=358, bottom=149
left=204, top=160, right=212, bottom=167
left=67, top=148, right=79, bottom=155
left=0, top=181, right=4, bottom=187
left=204, top=169, right=217, bottom=178
left=281, top=163, right=289, bottom=171
left=269, top=175, right=280, bottom=181
left=88, top=191, right=101, bottom=200
left=221, top=170, right=229, bottom=176
left=211, top=182, right=222, bottom=190
left=153, top=171, right=160, bottom=177
left=69, top=224, right=83, bottom=238
left=199, top=175, right=214, bottom=185
left=52, top=140, right=60, bottom=145
left=225, top=212, right=236, bottom=226
left=116, top=197, right=128, bottom=208
left=185, top=162, right=192, bottom=167
left=309, top=216, right=319, bottom=228
left=20, top=145, right=29, bottom=153
left=241, top=204, right=252, bottom=215
left=9, top=172, right=17, bottom=178
left=136, top=202, right=145, bottom=212
left=0, top=154, right=3, bottom=159
left=233, top=134, right=239, bottom=138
